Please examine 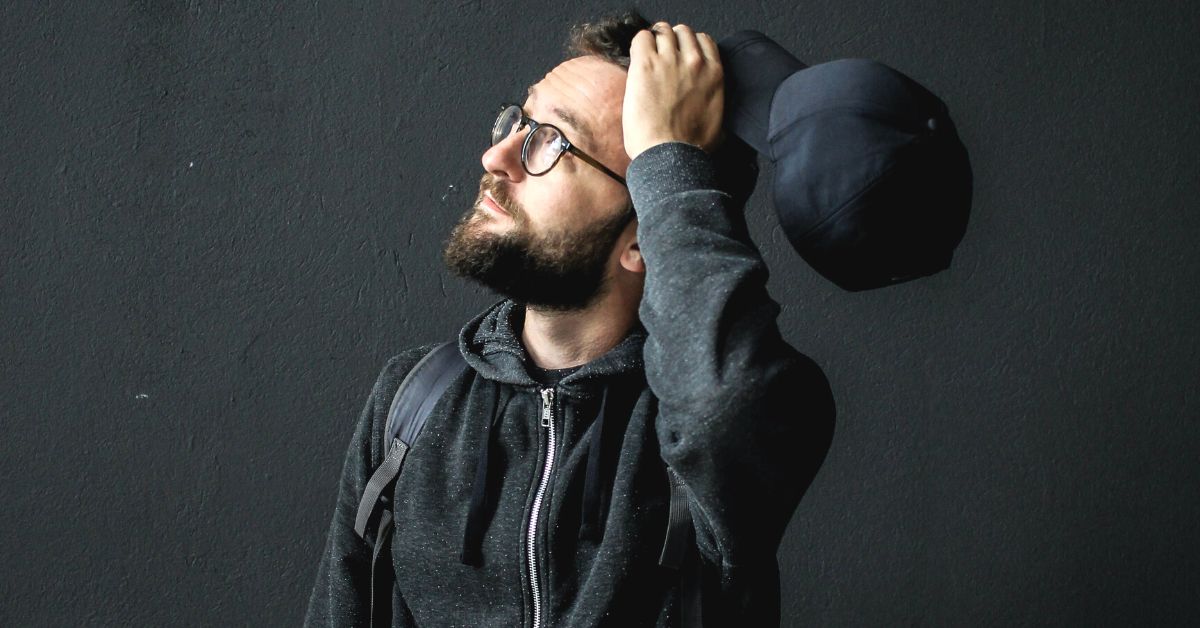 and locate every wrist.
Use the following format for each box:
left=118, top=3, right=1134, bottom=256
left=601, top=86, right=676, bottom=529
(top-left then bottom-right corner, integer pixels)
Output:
left=627, top=142, right=720, bottom=203
left=628, top=136, right=698, bottom=161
